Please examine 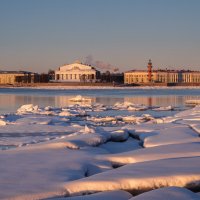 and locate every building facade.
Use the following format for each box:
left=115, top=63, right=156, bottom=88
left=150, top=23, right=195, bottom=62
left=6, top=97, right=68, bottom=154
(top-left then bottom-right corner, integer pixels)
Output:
left=124, top=60, right=200, bottom=84
left=55, top=61, right=100, bottom=82
left=0, top=71, right=39, bottom=84
left=182, top=71, right=200, bottom=83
